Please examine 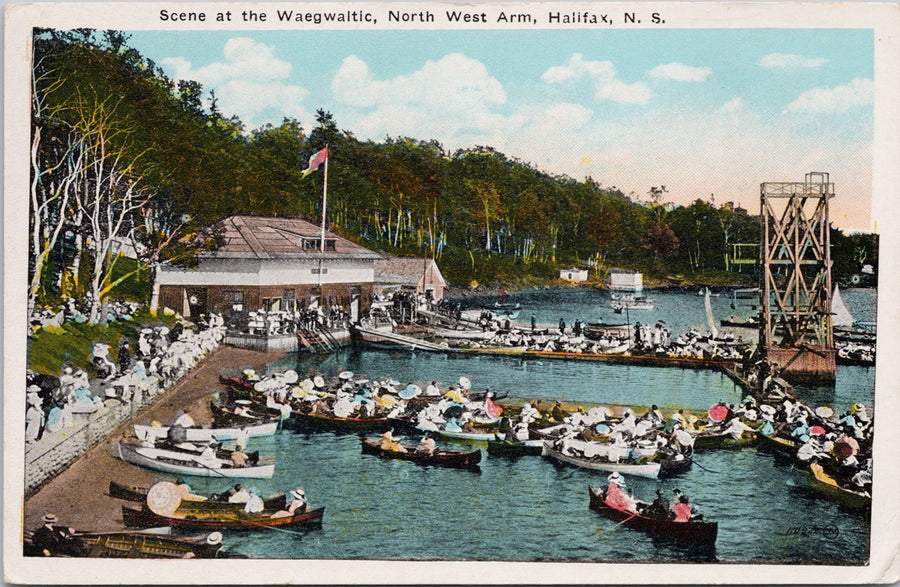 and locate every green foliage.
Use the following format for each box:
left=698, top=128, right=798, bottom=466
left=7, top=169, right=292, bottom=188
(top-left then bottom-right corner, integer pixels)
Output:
left=27, top=308, right=175, bottom=376
left=31, top=30, right=873, bottom=296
